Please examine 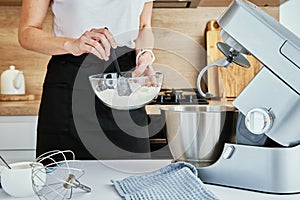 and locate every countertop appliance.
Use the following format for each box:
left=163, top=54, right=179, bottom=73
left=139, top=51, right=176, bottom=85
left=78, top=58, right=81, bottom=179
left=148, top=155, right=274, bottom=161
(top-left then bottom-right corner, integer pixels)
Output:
left=197, top=0, right=300, bottom=194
